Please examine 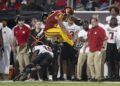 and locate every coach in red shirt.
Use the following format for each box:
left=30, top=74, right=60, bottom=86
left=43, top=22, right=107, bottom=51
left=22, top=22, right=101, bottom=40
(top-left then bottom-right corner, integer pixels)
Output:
left=13, top=16, right=31, bottom=72
left=88, top=22, right=106, bottom=52
left=87, top=18, right=106, bottom=81
left=13, top=23, right=30, bottom=46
